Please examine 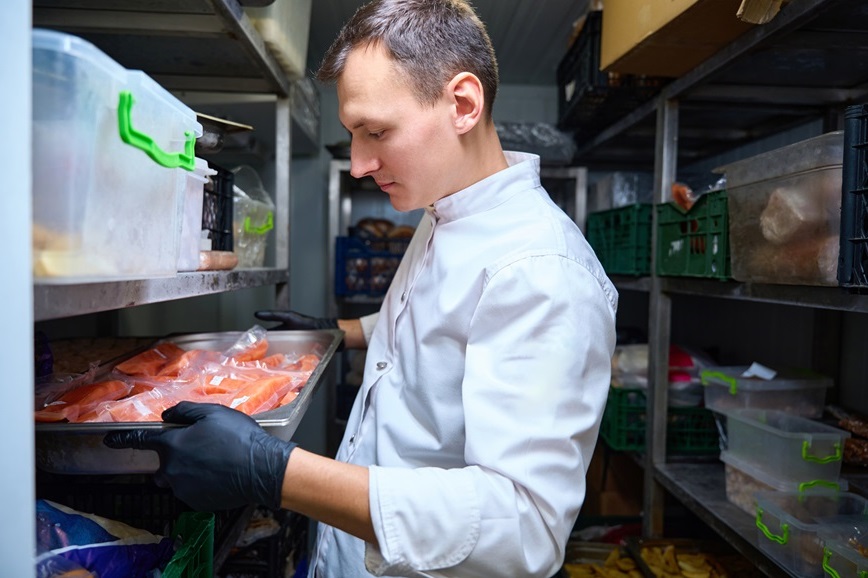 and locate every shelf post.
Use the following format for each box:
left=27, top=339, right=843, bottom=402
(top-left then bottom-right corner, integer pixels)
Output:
left=644, top=97, right=678, bottom=538
left=275, top=95, right=291, bottom=309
